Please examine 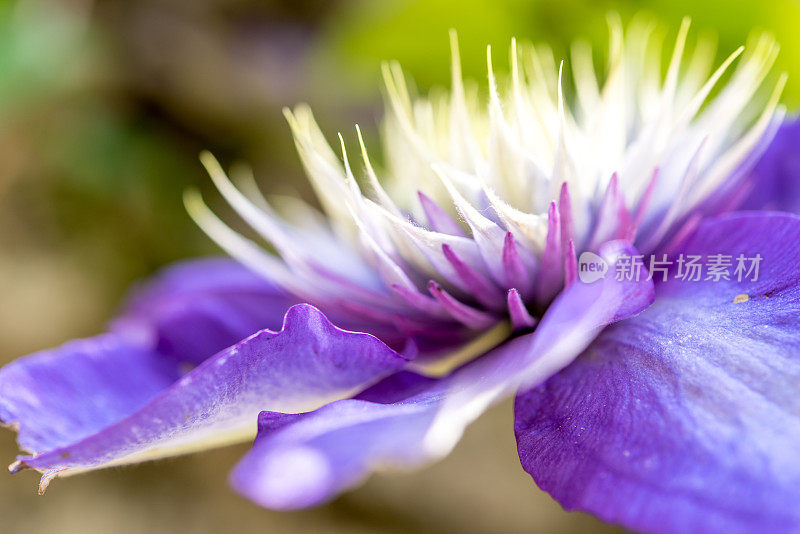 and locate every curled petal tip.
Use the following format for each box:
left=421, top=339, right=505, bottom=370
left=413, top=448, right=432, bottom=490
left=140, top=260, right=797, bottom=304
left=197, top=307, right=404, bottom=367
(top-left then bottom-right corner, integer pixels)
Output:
left=8, top=460, right=23, bottom=474
left=38, top=471, right=60, bottom=495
